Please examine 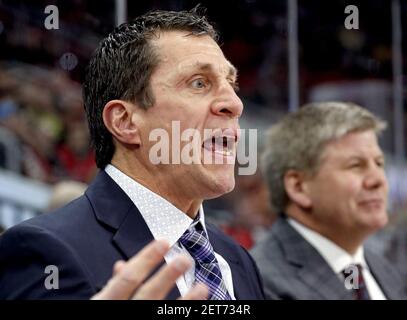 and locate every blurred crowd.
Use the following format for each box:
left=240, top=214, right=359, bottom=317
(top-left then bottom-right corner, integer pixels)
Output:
left=0, top=64, right=96, bottom=184
left=1, top=0, right=407, bottom=257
